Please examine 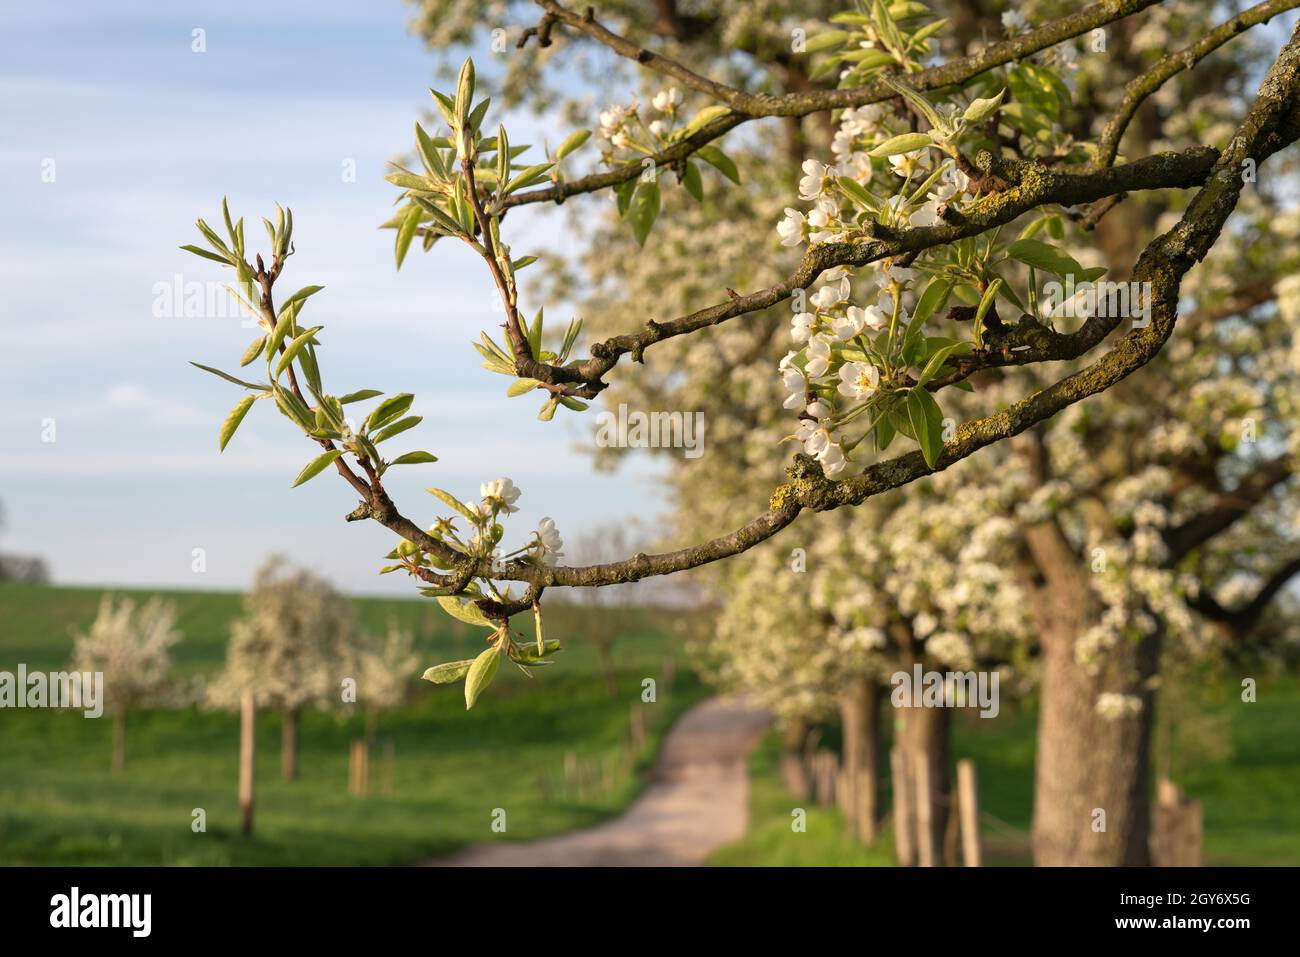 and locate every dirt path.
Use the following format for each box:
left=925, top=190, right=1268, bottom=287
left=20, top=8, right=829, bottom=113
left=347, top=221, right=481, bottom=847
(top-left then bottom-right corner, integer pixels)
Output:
left=430, top=696, right=771, bottom=867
